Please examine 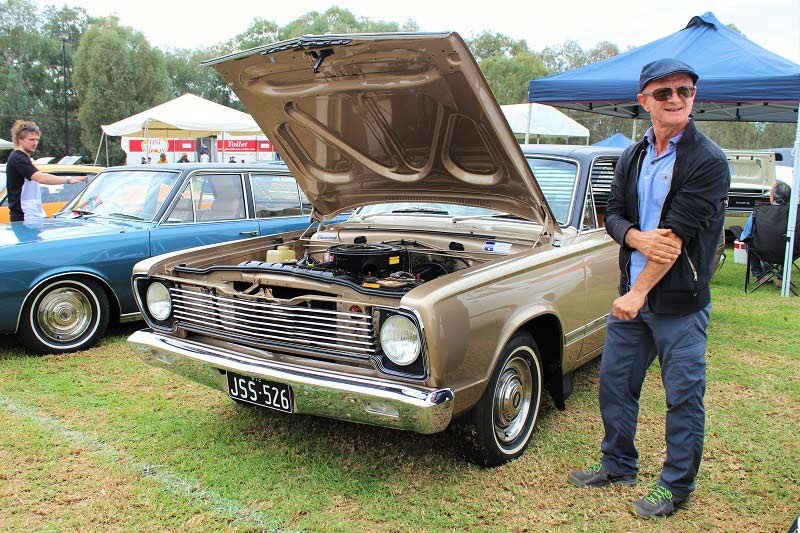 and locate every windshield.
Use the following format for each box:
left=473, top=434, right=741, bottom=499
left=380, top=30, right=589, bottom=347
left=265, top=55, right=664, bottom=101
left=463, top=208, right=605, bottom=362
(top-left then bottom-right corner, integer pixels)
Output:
left=526, top=157, right=579, bottom=225
left=356, top=202, right=501, bottom=218
left=61, top=169, right=180, bottom=221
